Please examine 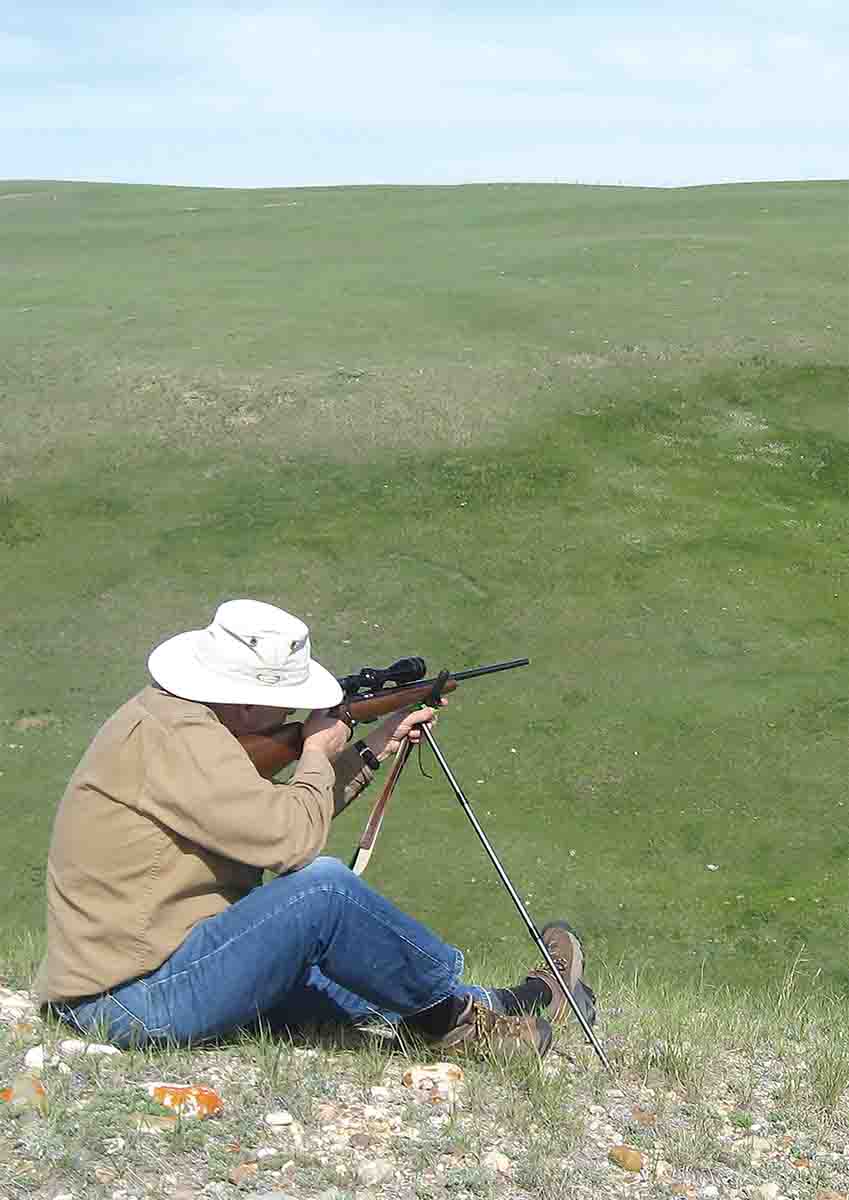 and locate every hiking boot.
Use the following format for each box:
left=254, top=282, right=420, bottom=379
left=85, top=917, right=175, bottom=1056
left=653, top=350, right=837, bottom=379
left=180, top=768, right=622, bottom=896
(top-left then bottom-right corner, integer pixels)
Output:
left=432, top=997, right=553, bottom=1059
left=525, top=920, right=597, bottom=1026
